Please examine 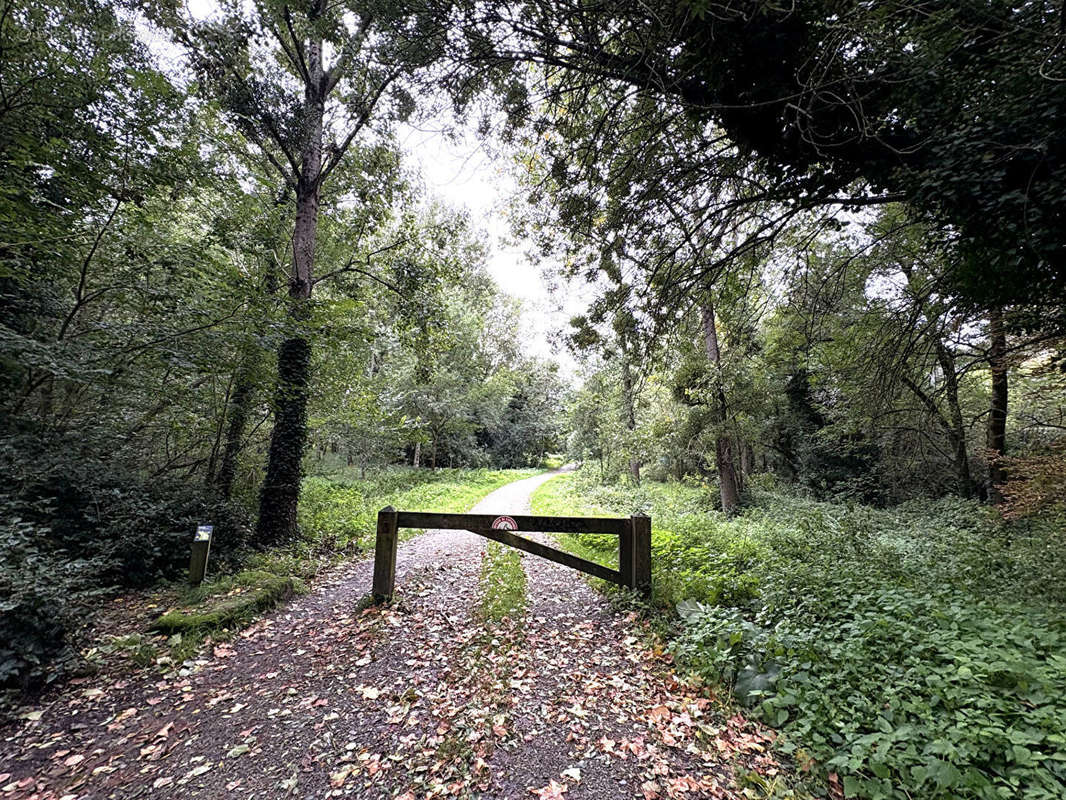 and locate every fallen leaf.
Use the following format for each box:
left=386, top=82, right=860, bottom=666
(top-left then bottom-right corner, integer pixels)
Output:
left=530, top=780, right=568, bottom=799
left=648, top=705, right=671, bottom=724
left=278, top=775, right=298, bottom=793
left=330, top=765, right=356, bottom=787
